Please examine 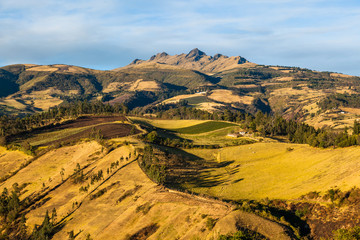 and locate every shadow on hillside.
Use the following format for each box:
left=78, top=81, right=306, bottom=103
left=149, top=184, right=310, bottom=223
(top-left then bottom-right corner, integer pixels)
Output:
left=158, top=146, right=243, bottom=190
